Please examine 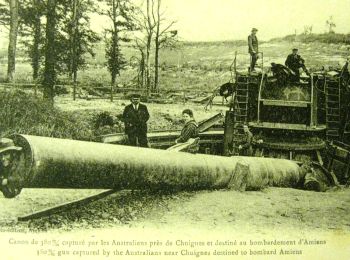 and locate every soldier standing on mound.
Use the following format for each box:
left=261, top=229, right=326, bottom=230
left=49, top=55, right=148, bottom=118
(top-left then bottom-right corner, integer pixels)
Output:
left=248, top=28, right=259, bottom=72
